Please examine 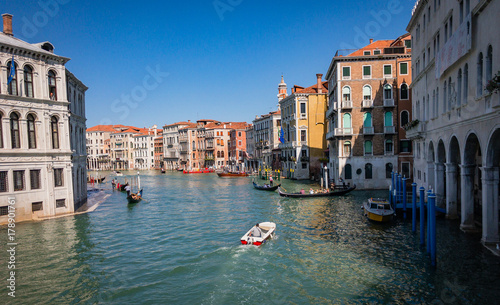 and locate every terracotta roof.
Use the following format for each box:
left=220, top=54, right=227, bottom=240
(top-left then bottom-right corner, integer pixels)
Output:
left=294, top=81, right=329, bottom=94
left=86, top=124, right=131, bottom=132
left=347, top=40, right=394, bottom=56
left=163, top=121, right=193, bottom=128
